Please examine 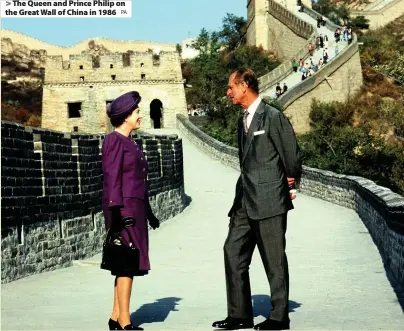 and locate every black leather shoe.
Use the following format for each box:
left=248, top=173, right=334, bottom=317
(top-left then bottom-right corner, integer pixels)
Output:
left=254, top=319, right=290, bottom=330
left=108, top=318, right=120, bottom=330
left=212, top=317, right=254, bottom=330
